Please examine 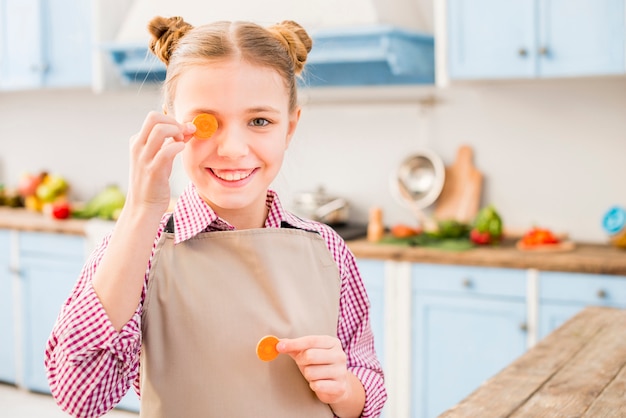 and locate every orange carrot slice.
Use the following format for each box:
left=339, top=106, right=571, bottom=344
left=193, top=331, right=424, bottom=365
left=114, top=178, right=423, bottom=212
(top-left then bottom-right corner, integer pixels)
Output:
left=192, top=113, right=218, bottom=139
left=256, top=335, right=280, bottom=362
